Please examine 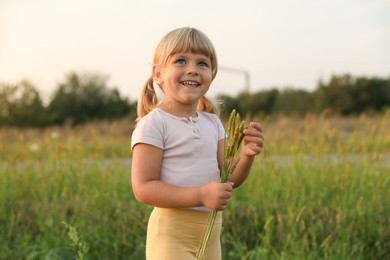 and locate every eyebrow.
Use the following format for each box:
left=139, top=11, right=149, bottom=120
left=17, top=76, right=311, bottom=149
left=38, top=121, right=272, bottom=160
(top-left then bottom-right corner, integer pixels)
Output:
left=172, top=53, right=211, bottom=62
